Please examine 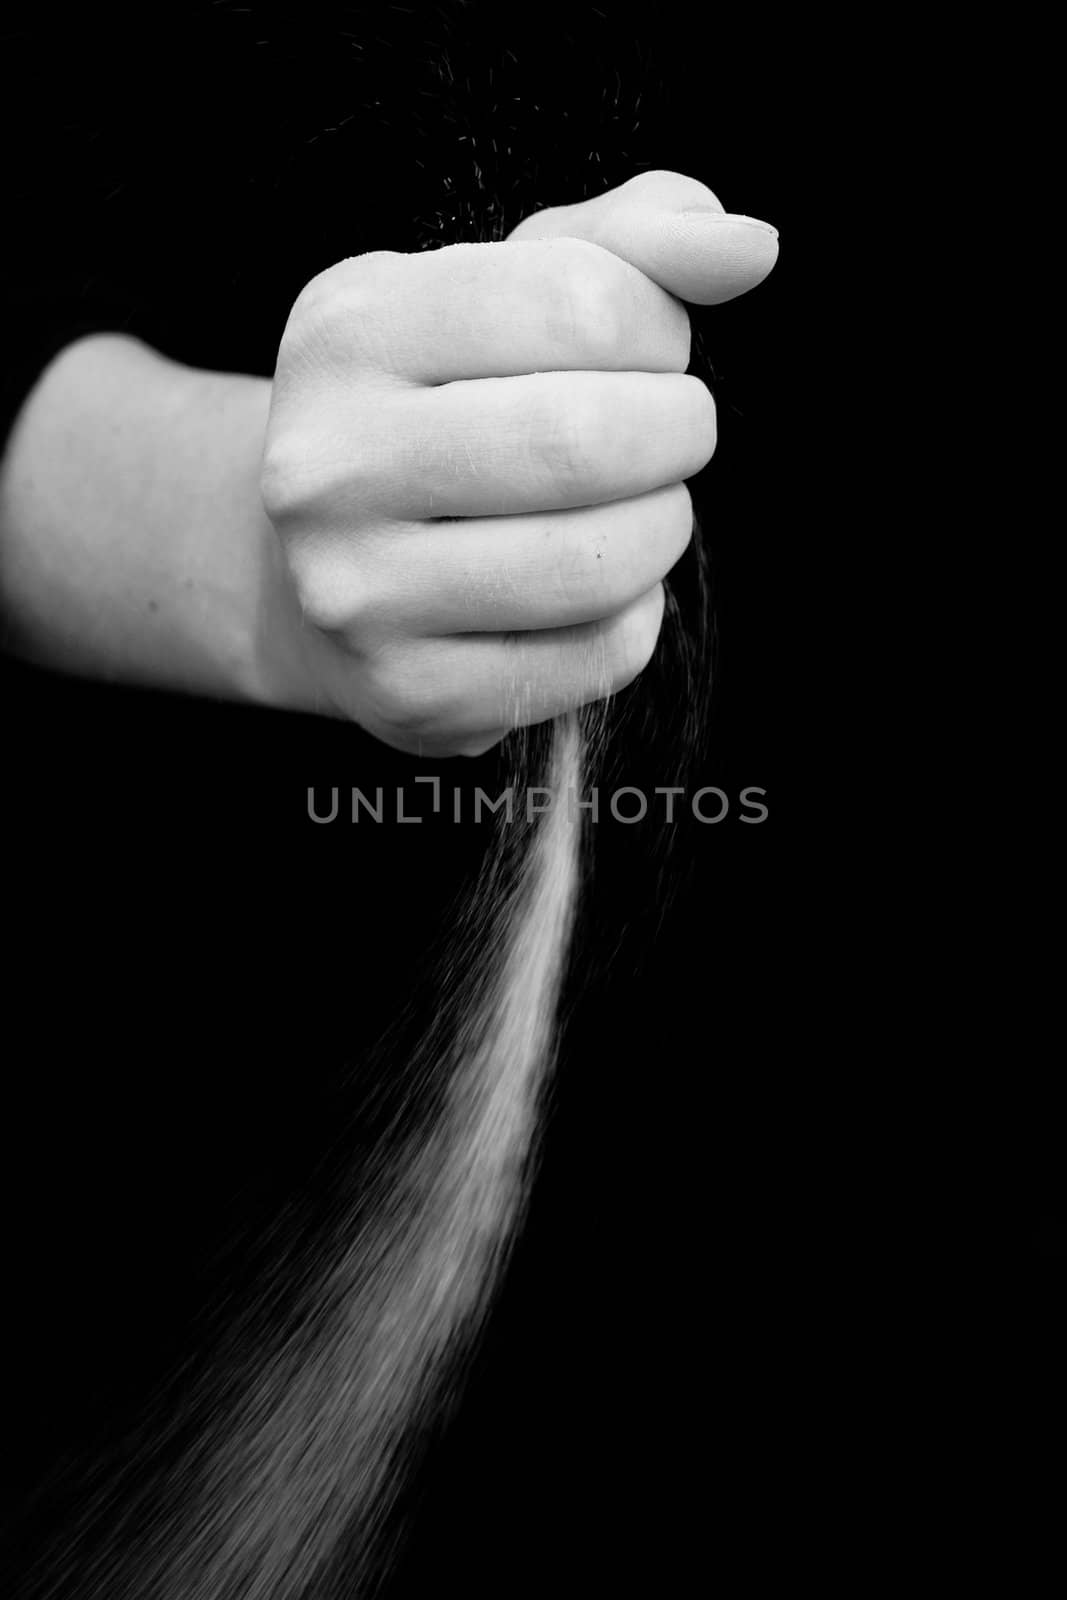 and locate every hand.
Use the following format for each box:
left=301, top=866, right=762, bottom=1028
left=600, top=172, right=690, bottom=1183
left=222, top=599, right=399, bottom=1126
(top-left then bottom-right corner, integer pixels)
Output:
left=261, top=171, right=778, bottom=757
